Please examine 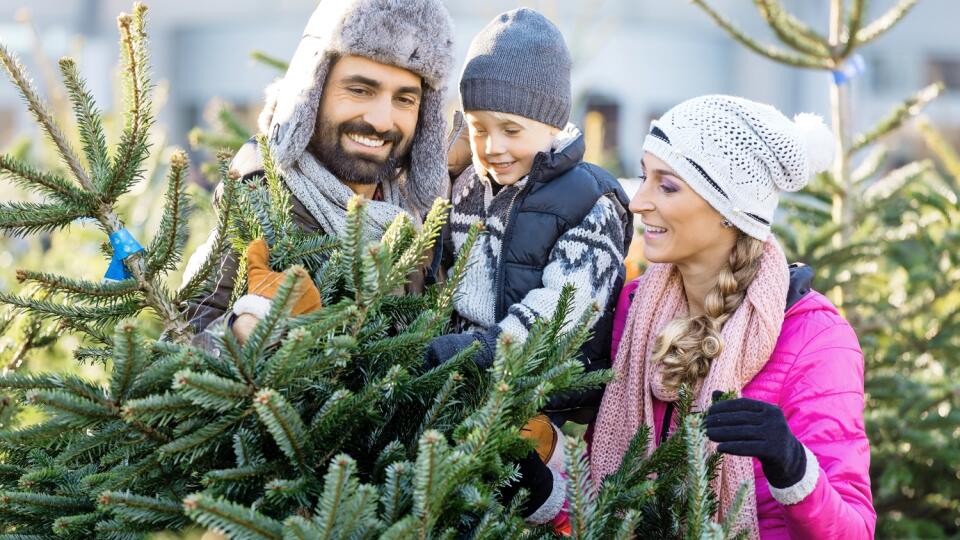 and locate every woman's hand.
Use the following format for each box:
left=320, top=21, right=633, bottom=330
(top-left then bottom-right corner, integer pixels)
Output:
left=705, top=391, right=807, bottom=489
